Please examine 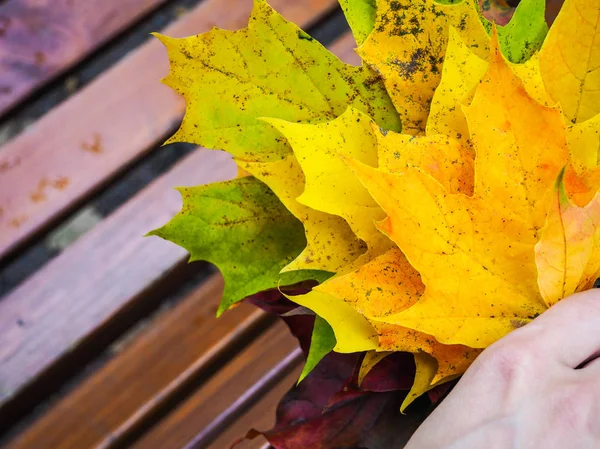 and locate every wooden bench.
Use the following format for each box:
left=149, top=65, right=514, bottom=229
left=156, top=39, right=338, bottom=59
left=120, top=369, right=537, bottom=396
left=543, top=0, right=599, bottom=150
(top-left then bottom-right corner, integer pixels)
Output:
left=0, top=0, right=359, bottom=447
